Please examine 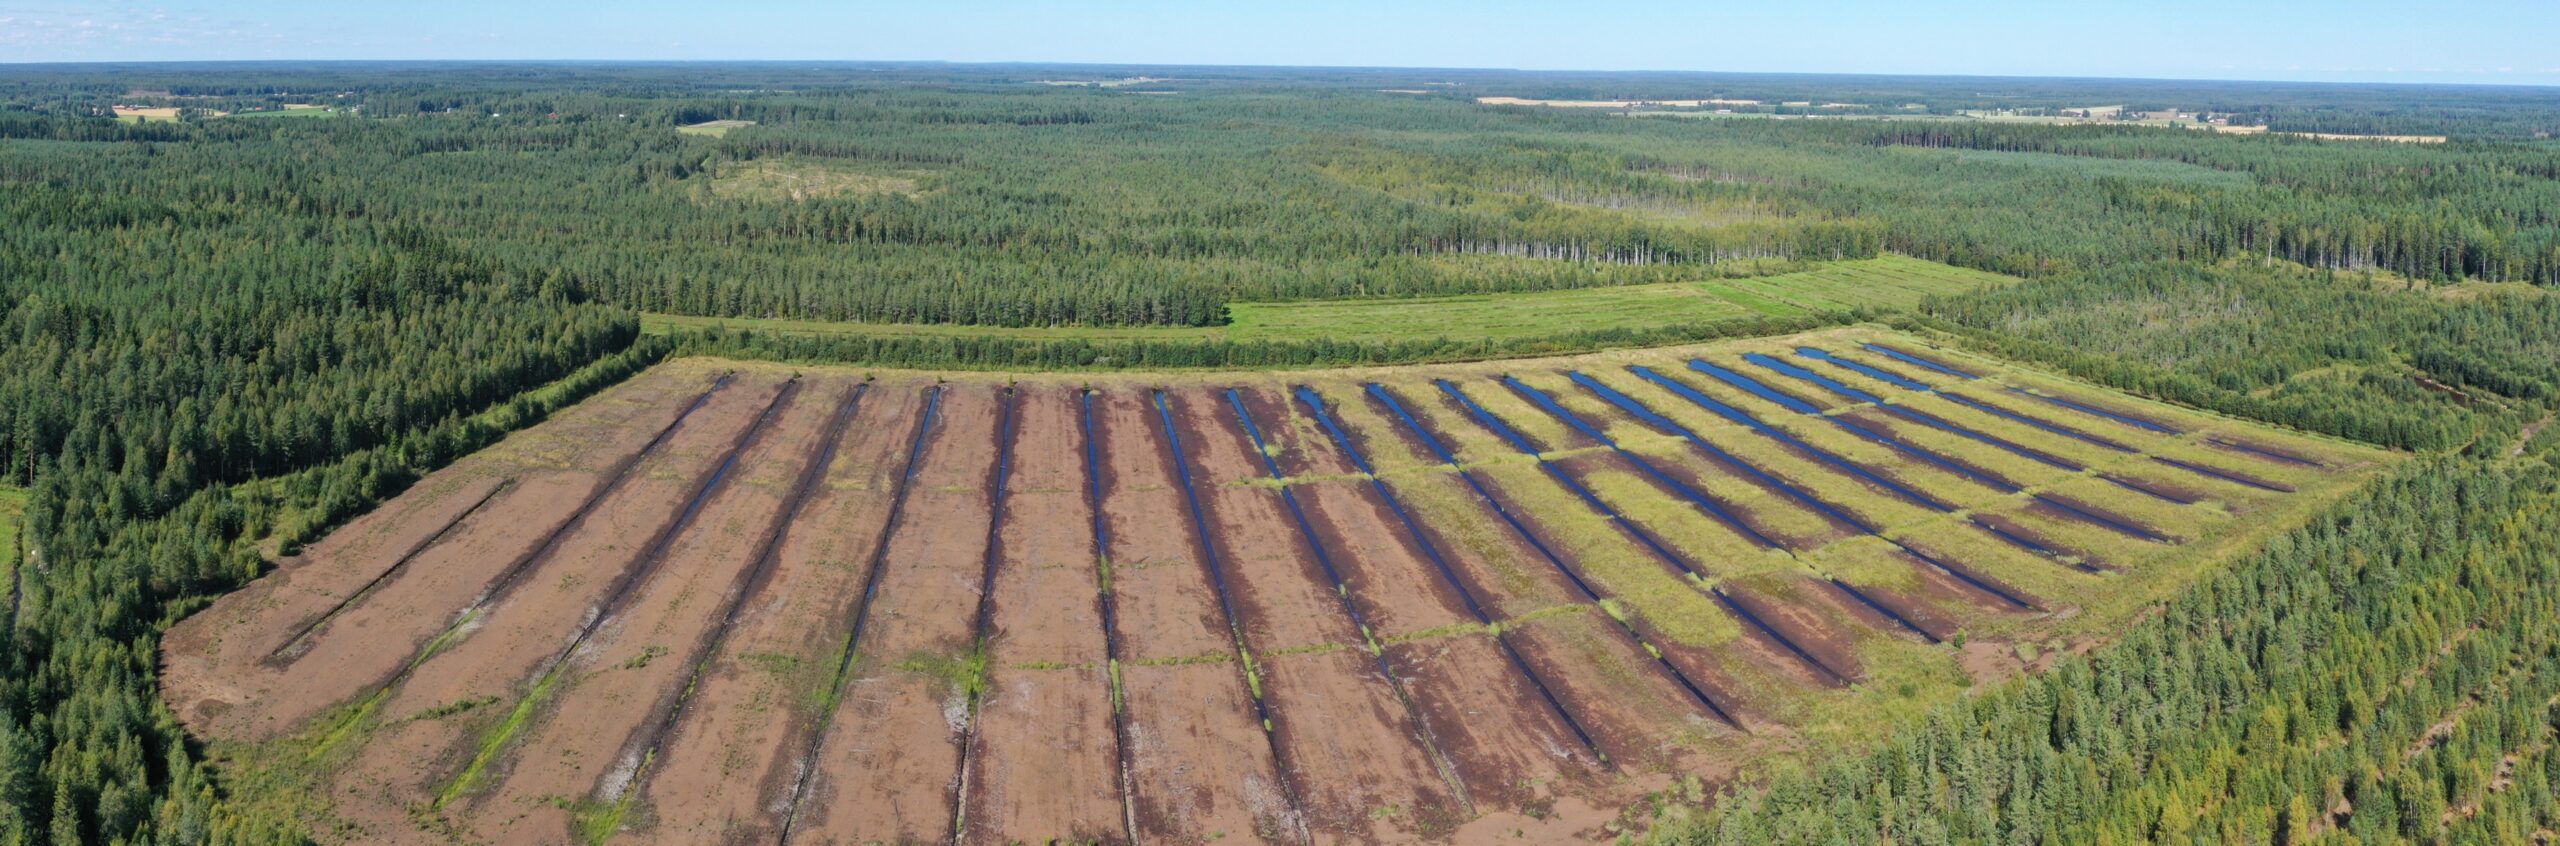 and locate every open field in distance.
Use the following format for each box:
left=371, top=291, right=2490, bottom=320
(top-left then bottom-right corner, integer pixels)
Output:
left=677, top=119, right=757, bottom=137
